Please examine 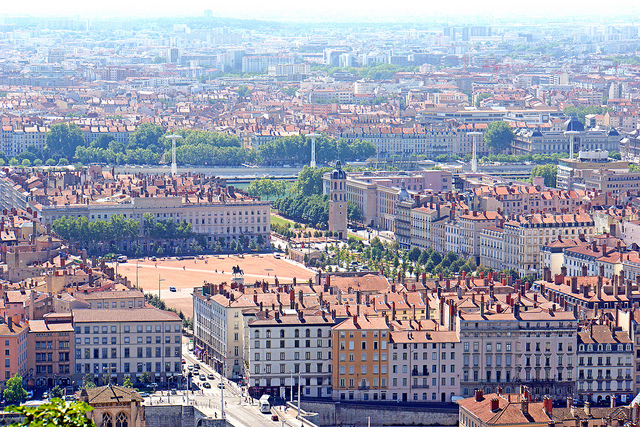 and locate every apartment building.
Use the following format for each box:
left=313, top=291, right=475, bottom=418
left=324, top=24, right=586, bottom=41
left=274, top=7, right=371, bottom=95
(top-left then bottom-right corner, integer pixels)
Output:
left=479, top=224, right=504, bottom=271
left=456, top=211, right=502, bottom=262
left=459, top=307, right=577, bottom=401
left=335, top=124, right=457, bottom=158
left=511, top=127, right=621, bottom=156
left=332, top=315, right=390, bottom=401
left=81, top=290, right=146, bottom=310
left=409, top=203, right=452, bottom=251
left=73, top=307, right=182, bottom=386
left=247, top=311, right=334, bottom=399
left=27, top=313, right=74, bottom=388
left=192, top=285, right=256, bottom=380
left=468, top=185, right=586, bottom=218
left=324, top=169, right=452, bottom=230
left=577, top=323, right=634, bottom=403
left=504, top=213, right=594, bottom=276
left=38, top=195, right=271, bottom=250
left=563, top=242, right=623, bottom=278
left=533, top=273, right=636, bottom=316
left=556, top=152, right=629, bottom=191
left=0, top=316, right=28, bottom=389
left=388, top=328, right=461, bottom=403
